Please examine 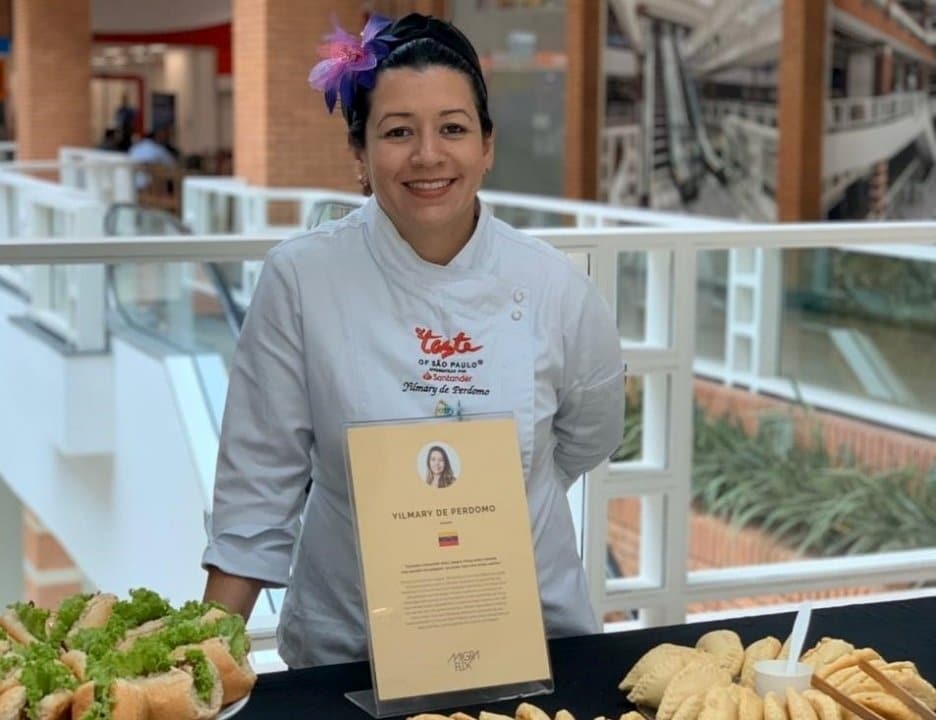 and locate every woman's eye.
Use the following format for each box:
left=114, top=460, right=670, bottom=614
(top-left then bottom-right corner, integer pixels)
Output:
left=384, top=127, right=412, bottom=138
left=442, top=124, right=467, bottom=135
